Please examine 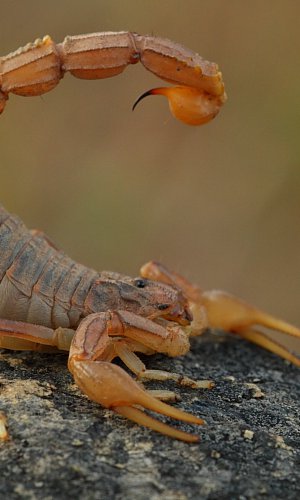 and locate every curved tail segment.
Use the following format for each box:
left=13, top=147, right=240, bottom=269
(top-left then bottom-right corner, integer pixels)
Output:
left=0, top=32, right=226, bottom=124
